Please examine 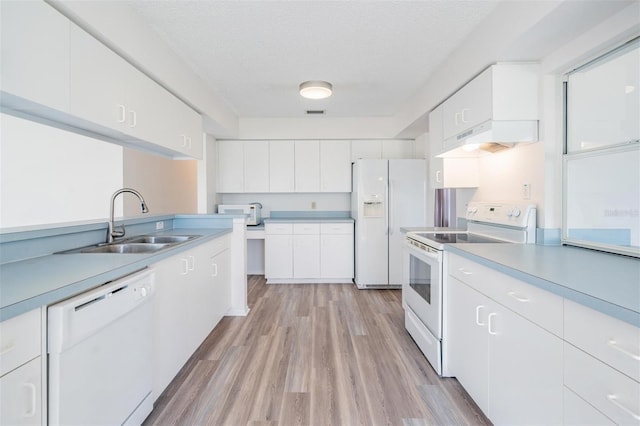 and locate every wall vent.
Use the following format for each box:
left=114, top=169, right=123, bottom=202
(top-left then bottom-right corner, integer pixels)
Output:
left=306, top=110, right=325, bottom=115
